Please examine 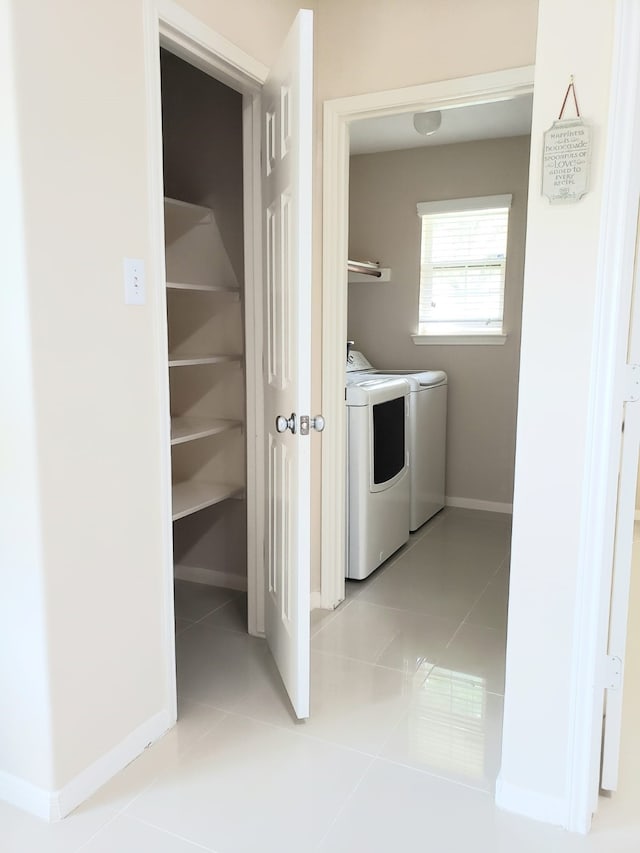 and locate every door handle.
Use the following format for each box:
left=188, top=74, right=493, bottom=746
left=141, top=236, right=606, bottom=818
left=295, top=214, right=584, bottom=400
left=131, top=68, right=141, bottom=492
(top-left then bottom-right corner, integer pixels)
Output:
left=275, top=413, right=297, bottom=434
